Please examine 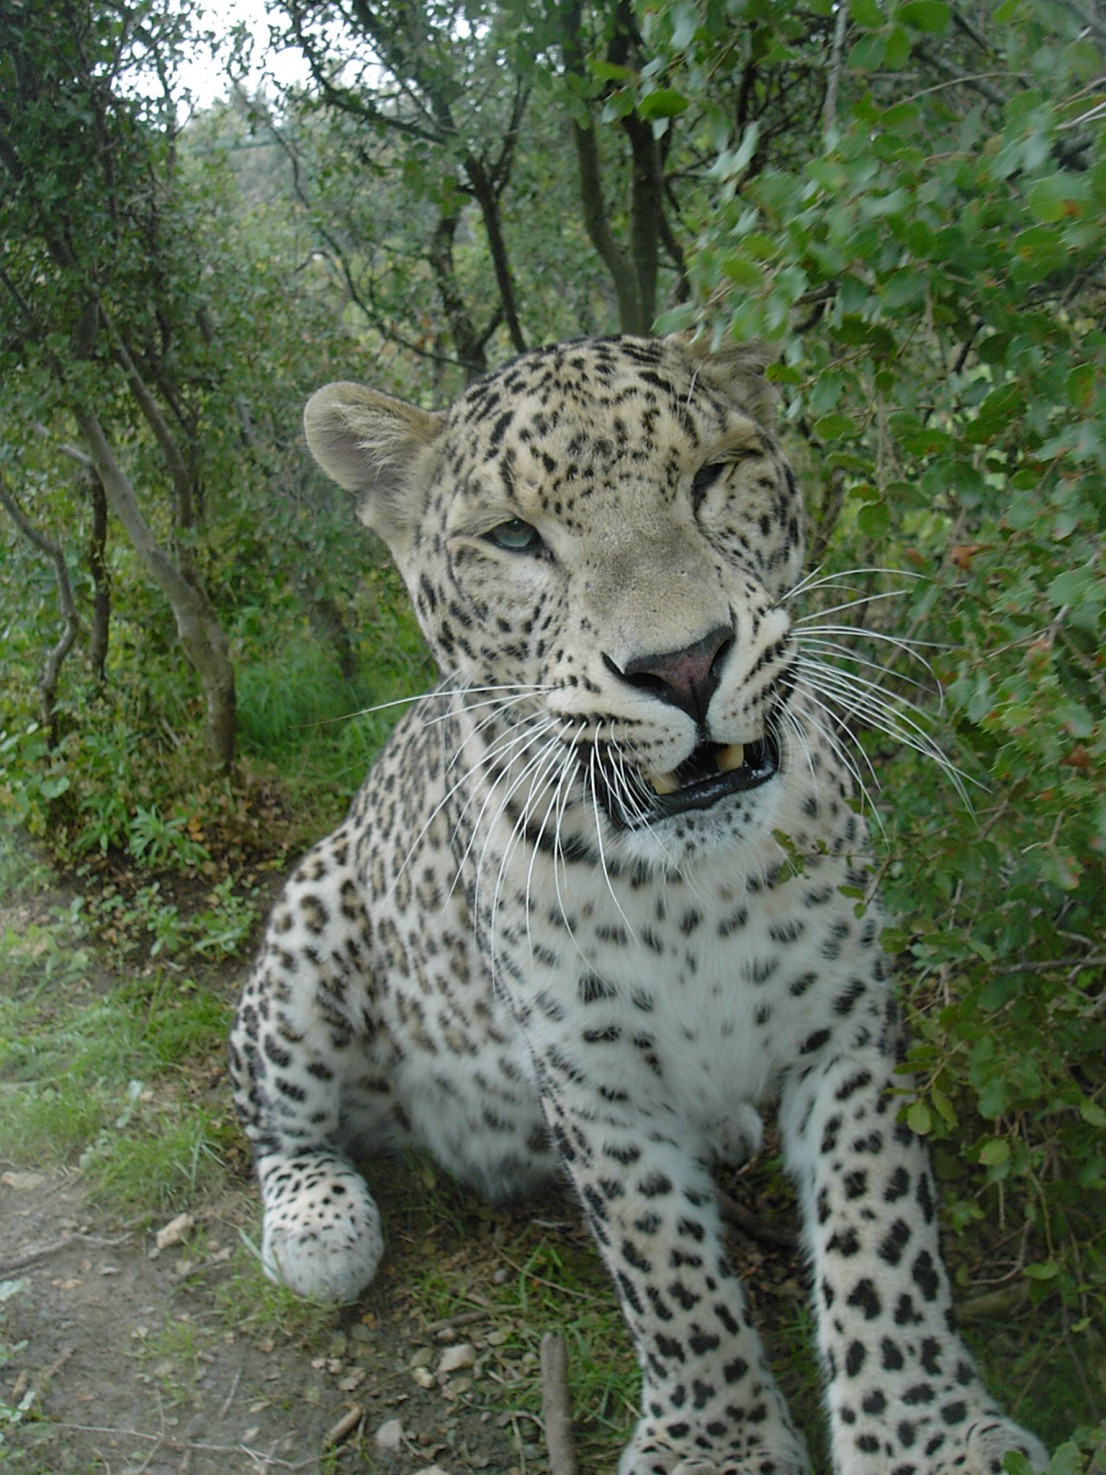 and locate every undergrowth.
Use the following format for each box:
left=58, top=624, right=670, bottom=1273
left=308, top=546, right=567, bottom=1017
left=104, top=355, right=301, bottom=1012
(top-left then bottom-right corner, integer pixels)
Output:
left=0, top=938, right=235, bottom=1218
